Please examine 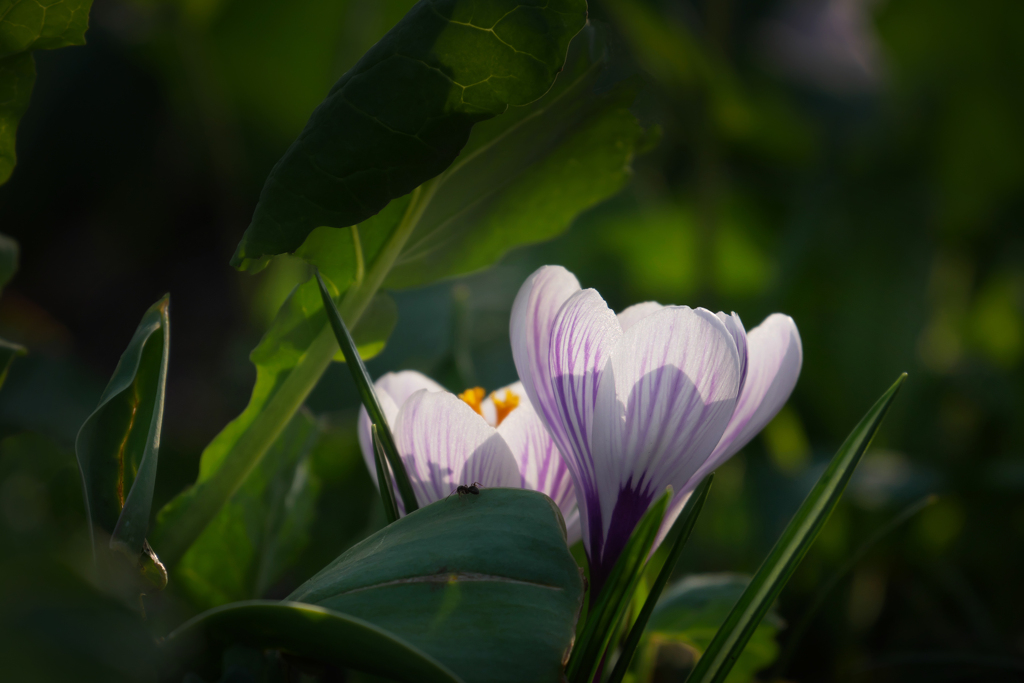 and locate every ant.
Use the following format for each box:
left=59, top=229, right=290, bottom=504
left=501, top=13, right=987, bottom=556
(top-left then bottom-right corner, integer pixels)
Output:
left=447, top=482, right=482, bottom=499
